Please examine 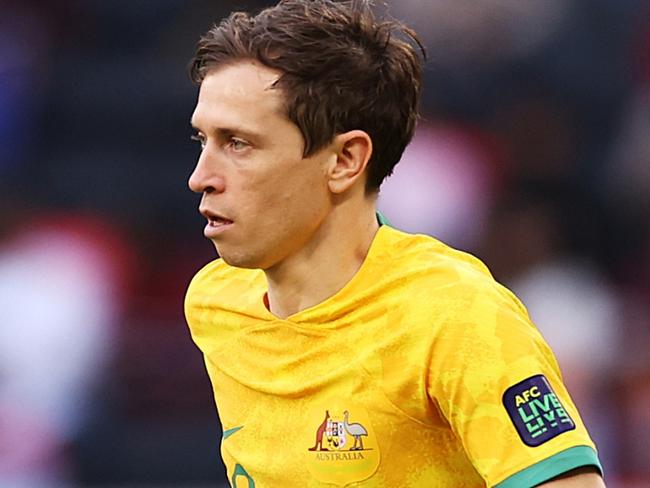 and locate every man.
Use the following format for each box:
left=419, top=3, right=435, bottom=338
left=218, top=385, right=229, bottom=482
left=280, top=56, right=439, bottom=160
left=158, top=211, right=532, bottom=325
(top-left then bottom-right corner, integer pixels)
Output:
left=184, top=1, right=605, bottom=486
